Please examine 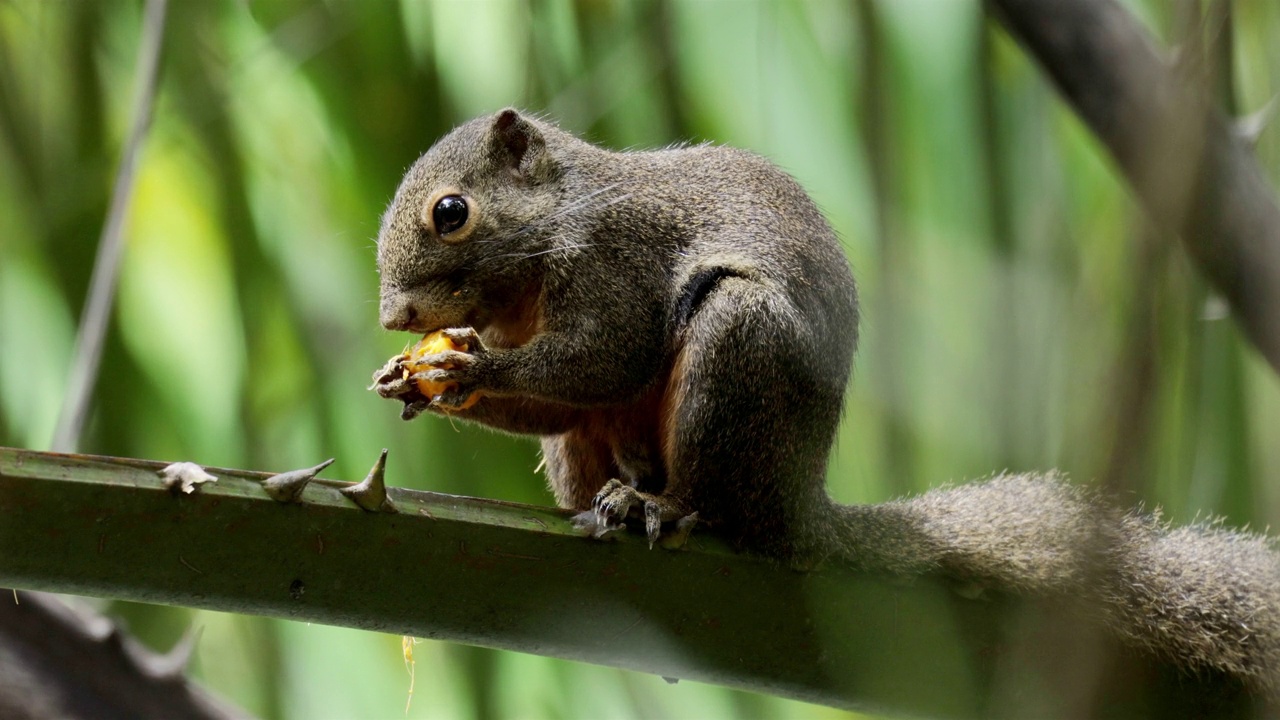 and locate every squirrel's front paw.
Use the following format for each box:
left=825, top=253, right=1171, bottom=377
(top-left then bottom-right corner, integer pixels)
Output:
left=369, top=357, right=432, bottom=420
left=370, top=328, right=490, bottom=417
left=370, top=354, right=414, bottom=399
left=410, top=330, right=489, bottom=410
